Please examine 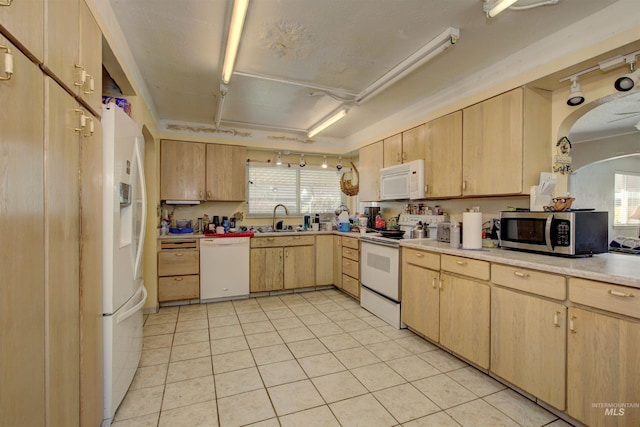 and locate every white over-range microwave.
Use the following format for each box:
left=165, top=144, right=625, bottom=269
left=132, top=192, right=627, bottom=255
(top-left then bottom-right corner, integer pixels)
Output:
left=380, top=159, right=425, bottom=200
